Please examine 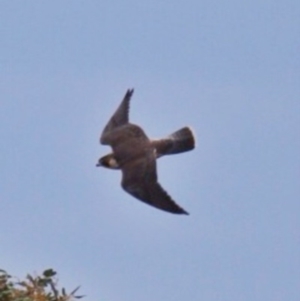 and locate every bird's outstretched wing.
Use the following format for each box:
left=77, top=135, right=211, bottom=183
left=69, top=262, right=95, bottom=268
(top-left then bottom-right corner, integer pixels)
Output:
left=121, top=151, right=188, bottom=215
left=100, top=89, right=134, bottom=145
